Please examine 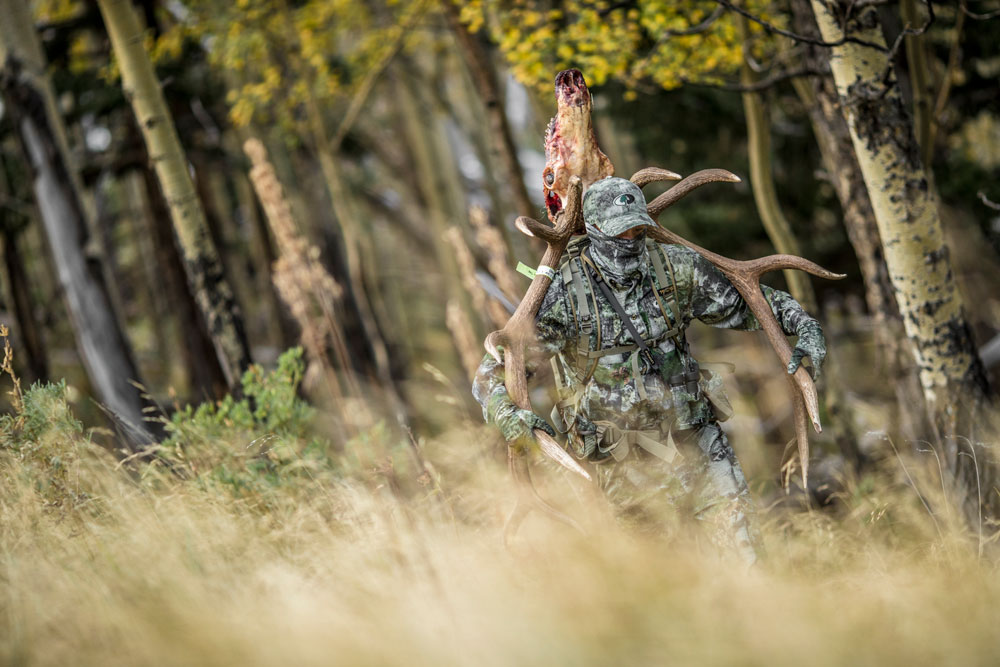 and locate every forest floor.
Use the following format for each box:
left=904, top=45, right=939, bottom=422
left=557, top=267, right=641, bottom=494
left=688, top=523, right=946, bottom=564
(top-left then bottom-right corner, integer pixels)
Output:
left=1, top=350, right=998, bottom=666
